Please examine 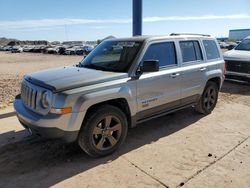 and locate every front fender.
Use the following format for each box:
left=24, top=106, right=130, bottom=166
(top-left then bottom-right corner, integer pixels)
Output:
left=75, top=85, right=137, bottom=116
